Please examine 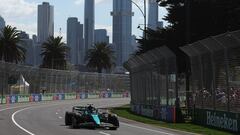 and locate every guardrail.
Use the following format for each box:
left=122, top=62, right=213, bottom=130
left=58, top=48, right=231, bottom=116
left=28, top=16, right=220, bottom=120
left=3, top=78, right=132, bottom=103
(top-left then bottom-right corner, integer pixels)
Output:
left=0, top=91, right=130, bottom=104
